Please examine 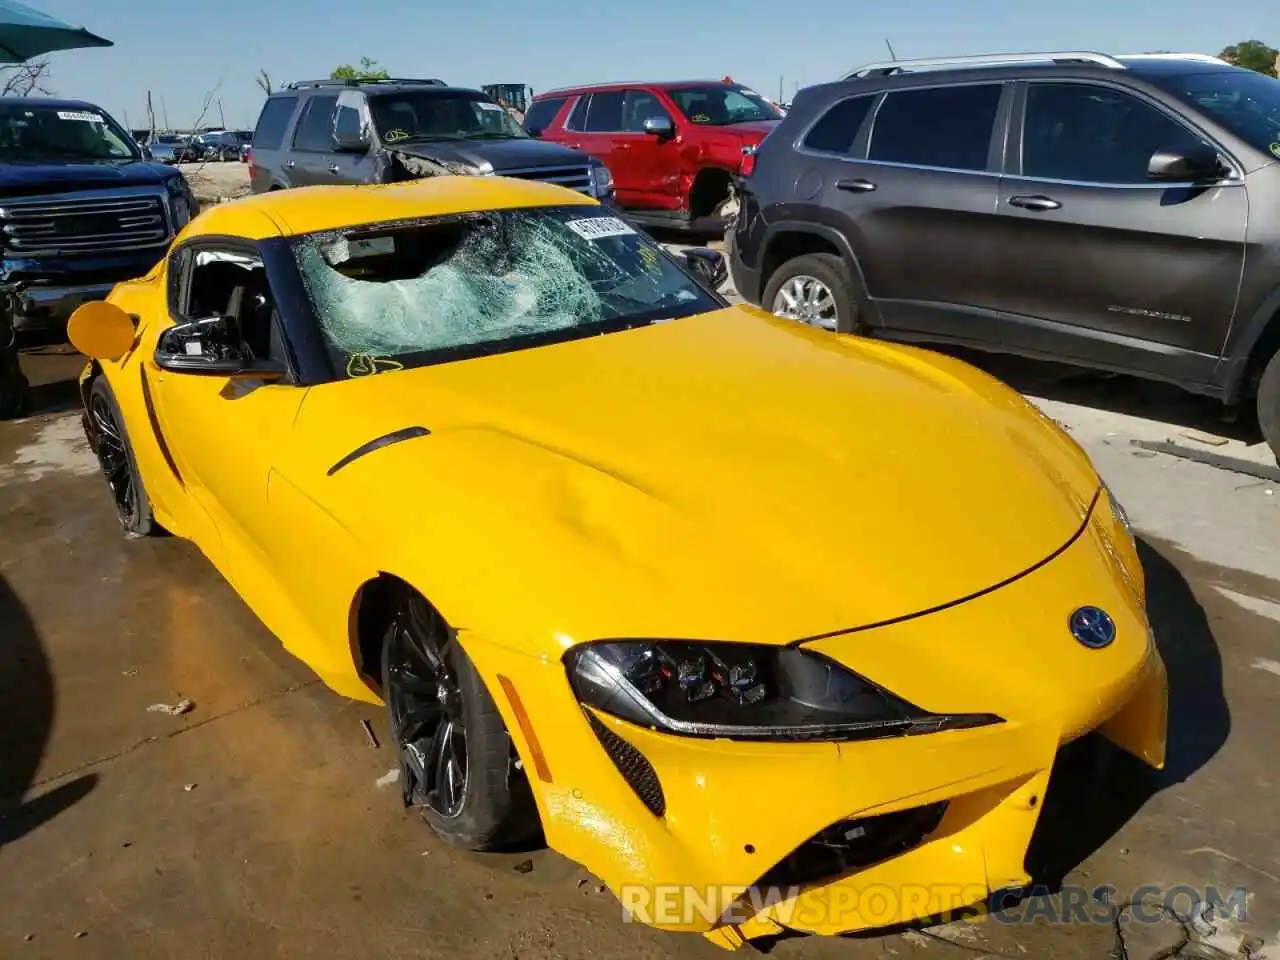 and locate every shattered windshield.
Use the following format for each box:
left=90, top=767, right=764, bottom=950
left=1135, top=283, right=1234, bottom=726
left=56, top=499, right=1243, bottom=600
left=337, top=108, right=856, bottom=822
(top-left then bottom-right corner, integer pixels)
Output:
left=368, top=91, right=527, bottom=143
left=292, top=205, right=719, bottom=376
left=1154, top=70, right=1280, bottom=157
left=0, top=104, right=139, bottom=162
left=666, top=86, right=781, bottom=126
